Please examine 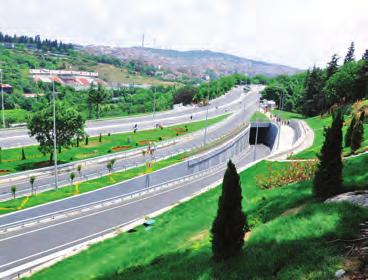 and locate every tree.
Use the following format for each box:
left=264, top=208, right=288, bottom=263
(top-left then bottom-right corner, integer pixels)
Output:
left=21, top=147, right=26, bottom=160
left=326, top=54, right=339, bottom=80
left=313, top=110, right=344, bottom=200
left=70, top=172, right=76, bottom=184
left=11, top=185, right=16, bottom=199
left=344, top=42, right=355, bottom=64
left=301, top=67, right=326, bottom=116
left=211, top=160, right=247, bottom=261
left=87, top=84, right=109, bottom=119
left=107, top=159, right=116, bottom=173
left=173, top=86, right=198, bottom=105
left=28, top=101, right=85, bottom=164
left=30, top=176, right=36, bottom=194
left=353, top=53, right=368, bottom=100
left=351, top=111, right=365, bottom=152
left=77, top=165, right=82, bottom=177
left=345, top=115, right=356, bottom=147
